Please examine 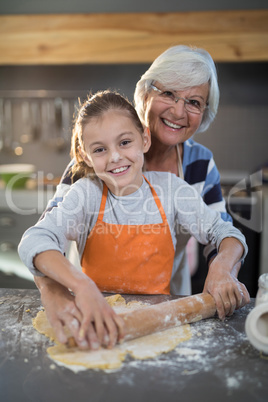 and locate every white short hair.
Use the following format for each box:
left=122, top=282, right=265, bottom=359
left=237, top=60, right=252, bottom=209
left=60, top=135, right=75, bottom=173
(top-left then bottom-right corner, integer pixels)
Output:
left=134, top=45, right=219, bottom=133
